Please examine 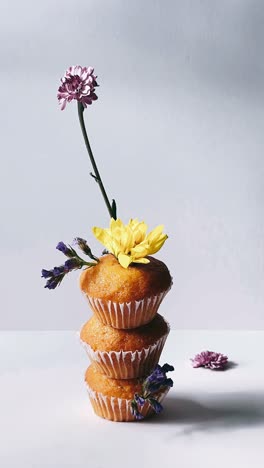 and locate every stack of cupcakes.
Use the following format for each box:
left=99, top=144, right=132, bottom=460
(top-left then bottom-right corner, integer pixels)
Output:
left=79, top=253, right=173, bottom=422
